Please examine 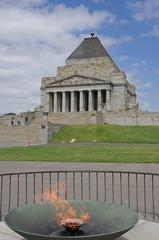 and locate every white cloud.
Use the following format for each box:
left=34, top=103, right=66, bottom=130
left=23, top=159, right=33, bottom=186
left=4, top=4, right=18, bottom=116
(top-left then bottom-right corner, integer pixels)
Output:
left=93, top=0, right=105, bottom=3
left=150, top=25, right=159, bottom=37
left=101, top=35, right=133, bottom=48
left=126, top=70, right=152, bottom=111
left=155, top=69, right=159, bottom=75
left=140, top=102, right=151, bottom=111
left=140, top=24, right=159, bottom=38
left=132, top=61, right=147, bottom=68
left=141, top=60, right=147, bottom=65
left=118, top=55, right=129, bottom=61
left=0, top=5, right=111, bottom=44
left=0, top=0, right=45, bottom=9
left=0, top=3, right=118, bottom=113
left=138, top=82, right=152, bottom=89
left=129, top=0, right=159, bottom=21
left=129, top=1, right=159, bottom=39
left=126, top=67, right=152, bottom=89
left=0, top=2, right=133, bottom=114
